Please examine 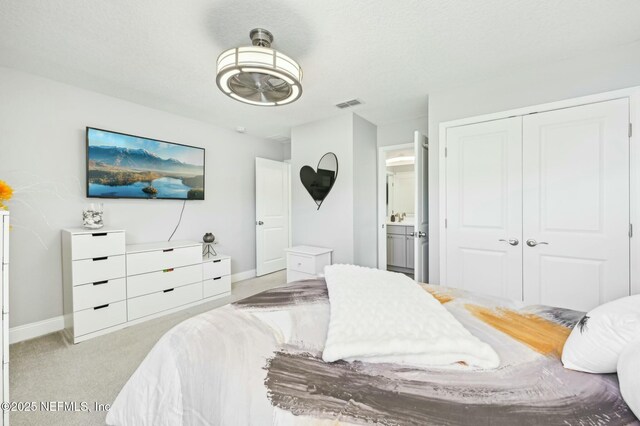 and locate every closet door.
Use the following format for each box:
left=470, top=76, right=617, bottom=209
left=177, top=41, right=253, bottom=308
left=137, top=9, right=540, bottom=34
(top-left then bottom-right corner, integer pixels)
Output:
left=445, top=117, right=523, bottom=300
left=522, top=99, right=630, bottom=312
